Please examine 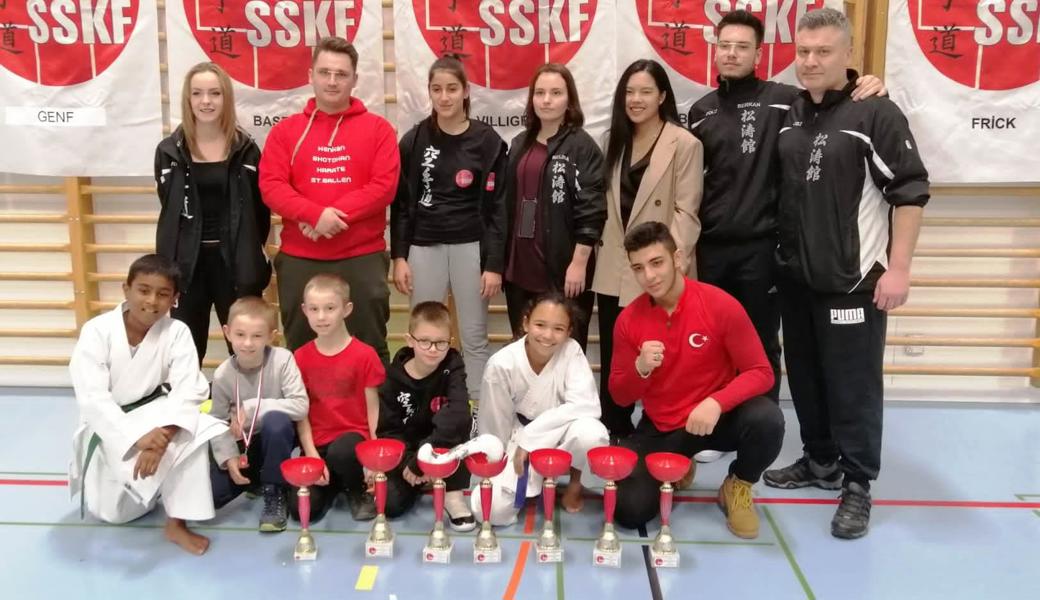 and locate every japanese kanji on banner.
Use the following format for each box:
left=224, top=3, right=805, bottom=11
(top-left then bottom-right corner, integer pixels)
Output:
left=0, top=0, right=163, bottom=176
left=394, top=0, right=617, bottom=144
left=165, top=0, right=385, bottom=149
left=886, top=1, right=1039, bottom=183
left=618, top=1, right=843, bottom=123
